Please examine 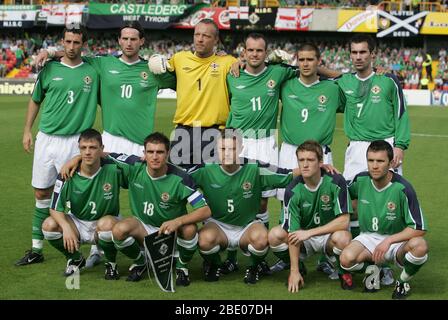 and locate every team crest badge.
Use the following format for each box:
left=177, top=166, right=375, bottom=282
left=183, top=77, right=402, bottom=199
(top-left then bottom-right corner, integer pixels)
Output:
left=318, top=95, right=327, bottom=104
left=161, top=192, right=170, bottom=202
left=321, top=194, right=330, bottom=204
left=242, top=181, right=252, bottom=191
left=210, top=62, right=219, bottom=71
left=387, top=201, right=396, bottom=211
left=158, top=243, right=168, bottom=255
left=371, top=85, right=381, bottom=94
left=103, top=183, right=112, bottom=192
left=84, top=76, right=92, bottom=84
left=266, top=79, right=276, bottom=89
left=140, top=71, right=148, bottom=80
